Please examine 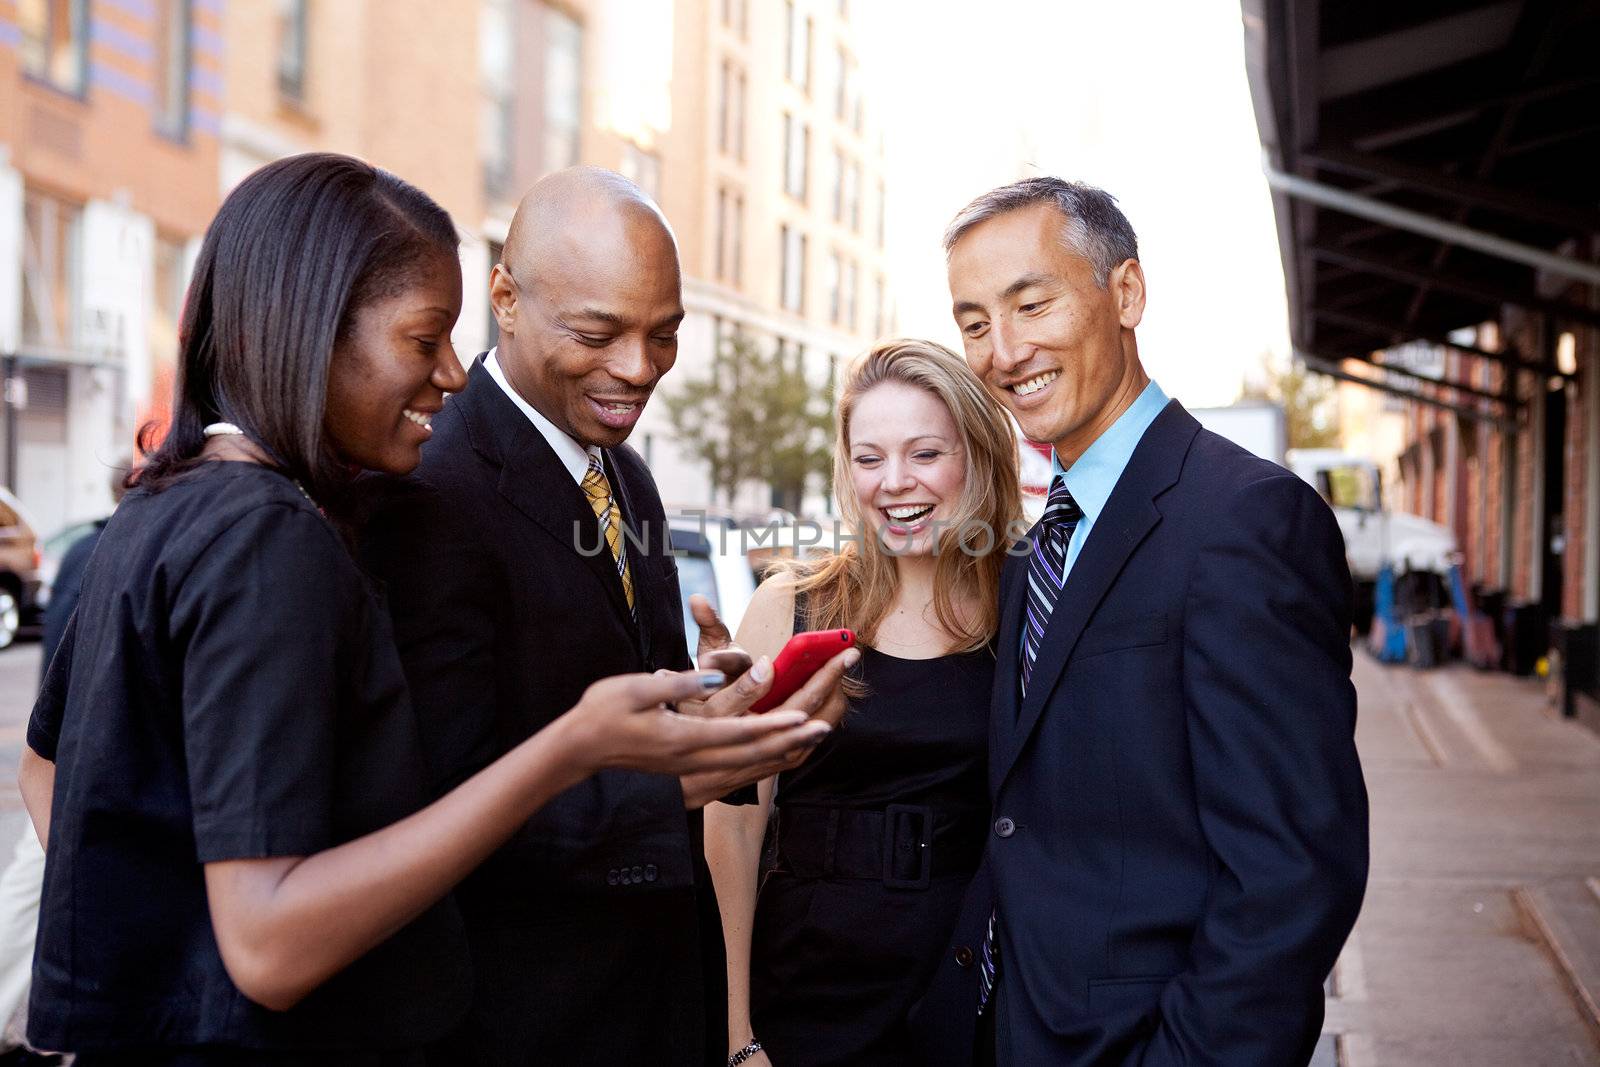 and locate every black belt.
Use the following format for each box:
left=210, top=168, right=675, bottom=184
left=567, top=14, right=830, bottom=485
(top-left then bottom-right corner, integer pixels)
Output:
left=773, top=803, right=986, bottom=890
